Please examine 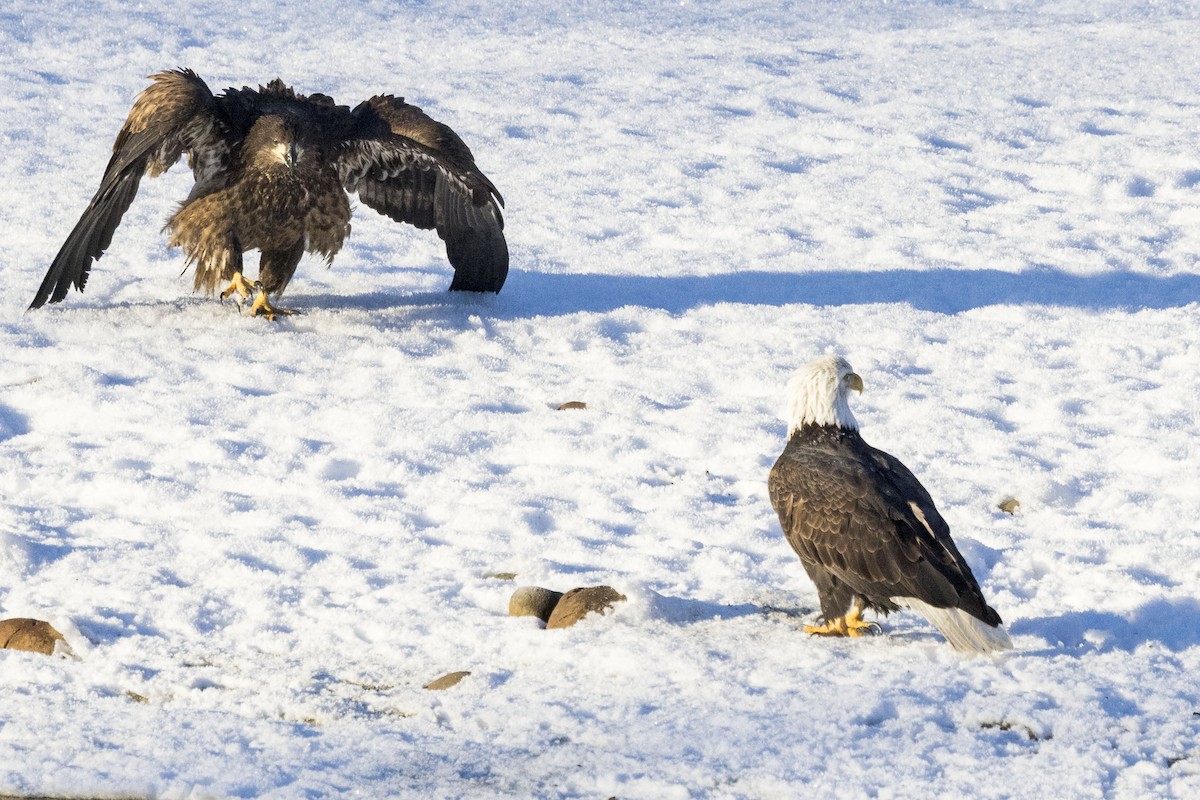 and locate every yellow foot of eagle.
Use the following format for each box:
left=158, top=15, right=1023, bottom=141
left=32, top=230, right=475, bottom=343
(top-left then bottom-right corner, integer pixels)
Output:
left=219, top=272, right=296, bottom=321
left=219, top=272, right=256, bottom=304
left=247, top=287, right=296, bottom=321
left=804, top=604, right=882, bottom=638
